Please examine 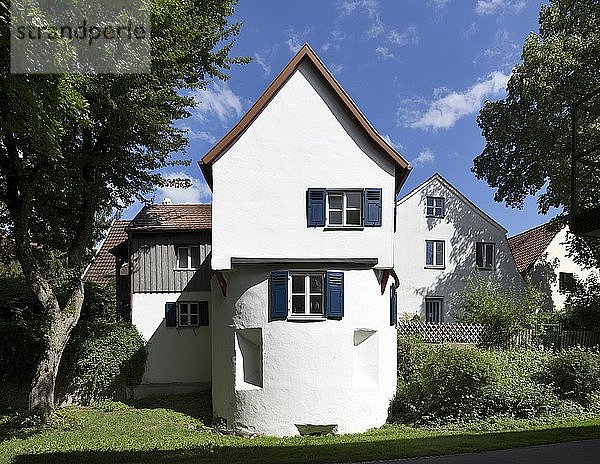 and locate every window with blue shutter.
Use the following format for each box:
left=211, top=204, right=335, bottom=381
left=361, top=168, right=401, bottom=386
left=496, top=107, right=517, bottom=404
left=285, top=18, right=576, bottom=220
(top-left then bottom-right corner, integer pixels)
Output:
left=390, top=285, right=397, bottom=326
left=306, top=189, right=326, bottom=226
left=199, top=301, right=209, bottom=326
left=363, top=188, right=382, bottom=226
left=270, top=271, right=289, bottom=320
left=325, top=271, right=344, bottom=319
left=165, top=302, right=177, bottom=327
